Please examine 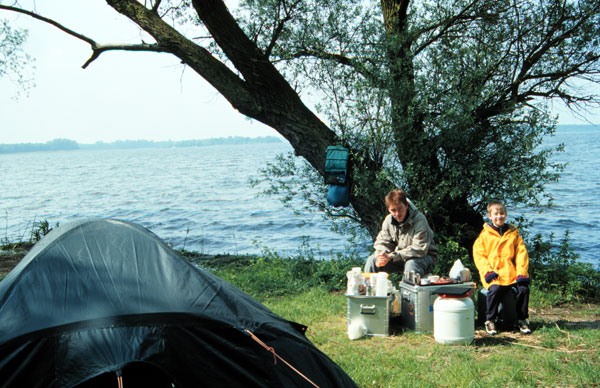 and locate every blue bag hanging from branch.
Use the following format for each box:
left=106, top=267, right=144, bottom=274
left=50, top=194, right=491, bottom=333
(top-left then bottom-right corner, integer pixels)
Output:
left=325, top=145, right=351, bottom=207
